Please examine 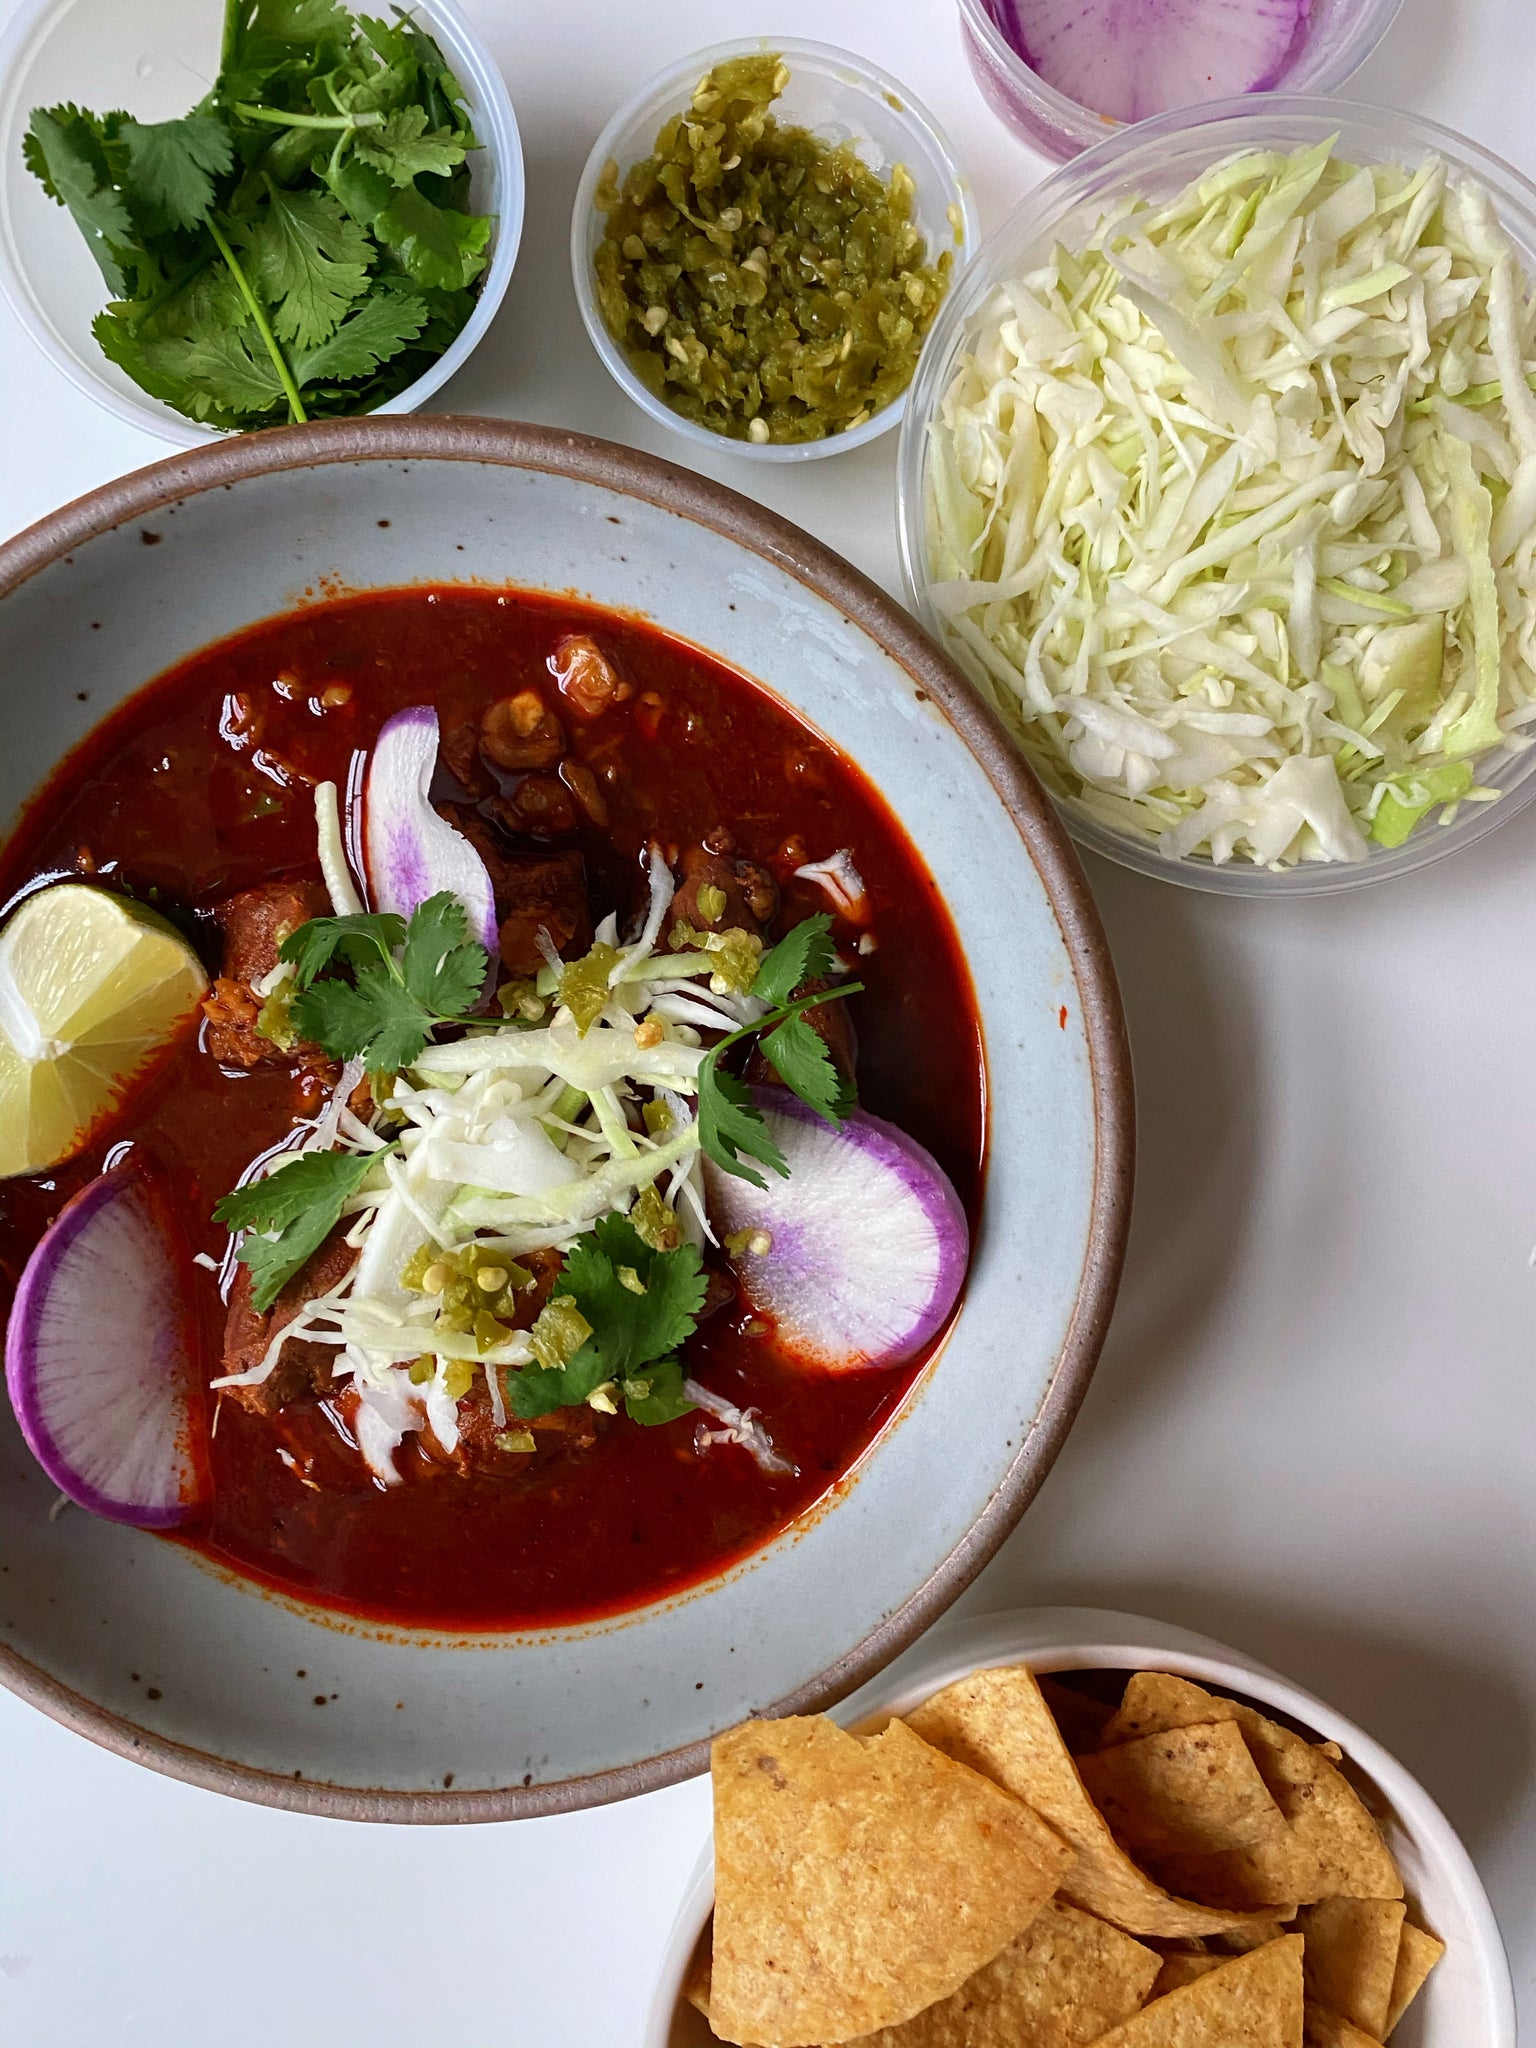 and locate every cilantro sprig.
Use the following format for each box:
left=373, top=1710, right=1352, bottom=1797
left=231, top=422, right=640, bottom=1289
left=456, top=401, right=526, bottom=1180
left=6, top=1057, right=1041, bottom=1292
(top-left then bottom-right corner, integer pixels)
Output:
left=510, top=1215, right=706, bottom=1427
left=23, top=1, right=491, bottom=430
left=696, top=914, right=863, bottom=1187
left=280, top=890, right=487, bottom=1074
left=215, top=1144, right=384, bottom=1311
